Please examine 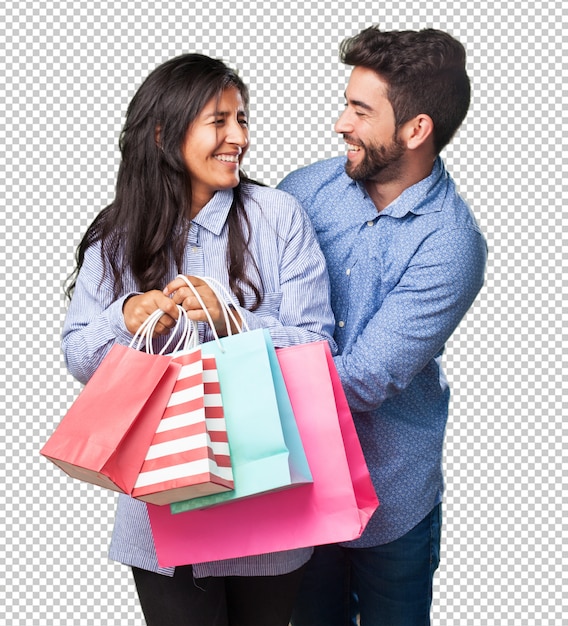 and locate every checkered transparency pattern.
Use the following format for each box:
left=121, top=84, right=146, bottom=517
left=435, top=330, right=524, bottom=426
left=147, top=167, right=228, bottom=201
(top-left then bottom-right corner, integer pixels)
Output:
left=1, top=1, right=566, bottom=624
